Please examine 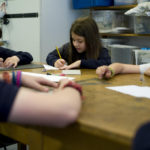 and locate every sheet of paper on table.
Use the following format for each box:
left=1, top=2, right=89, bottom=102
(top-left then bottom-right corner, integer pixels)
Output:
left=23, top=72, right=74, bottom=82
left=43, top=64, right=59, bottom=70
left=62, top=70, right=81, bottom=75
left=106, top=85, right=150, bottom=99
